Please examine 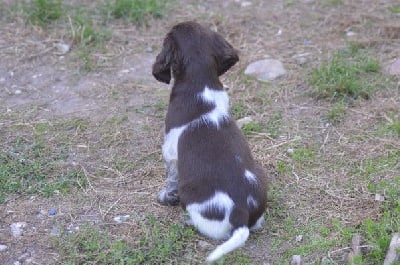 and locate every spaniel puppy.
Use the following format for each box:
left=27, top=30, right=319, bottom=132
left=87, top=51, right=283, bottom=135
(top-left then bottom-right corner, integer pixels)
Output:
left=152, top=21, right=267, bottom=263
